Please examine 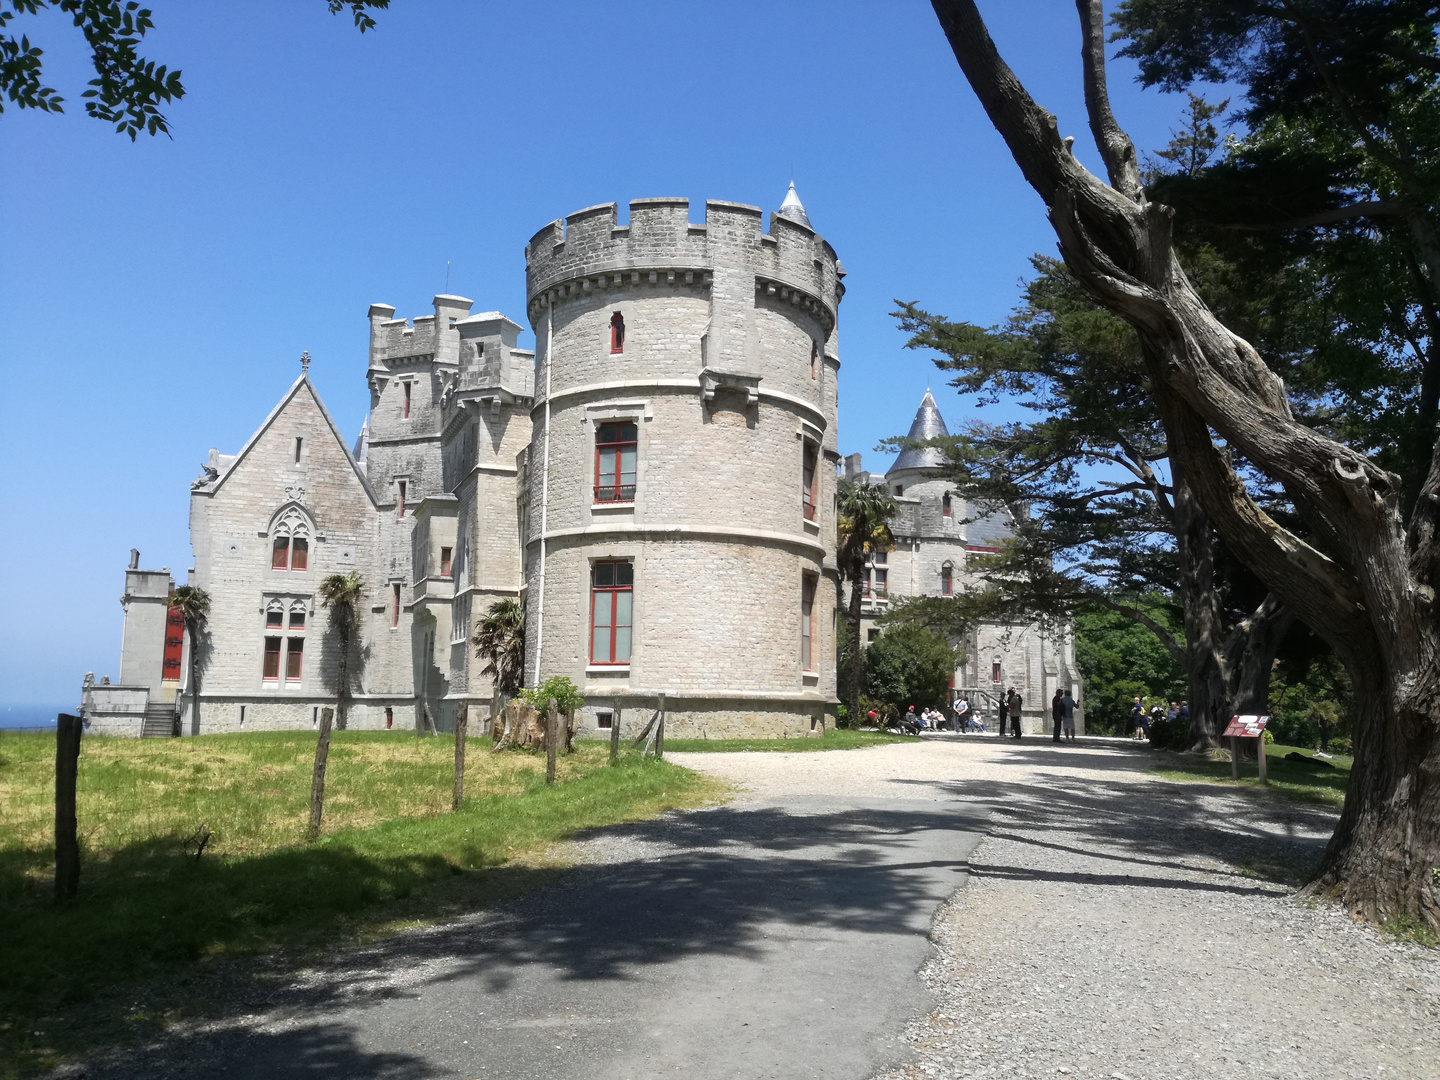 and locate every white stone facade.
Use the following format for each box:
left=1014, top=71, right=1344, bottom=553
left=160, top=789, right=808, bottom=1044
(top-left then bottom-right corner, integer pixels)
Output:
left=82, top=189, right=1064, bottom=739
